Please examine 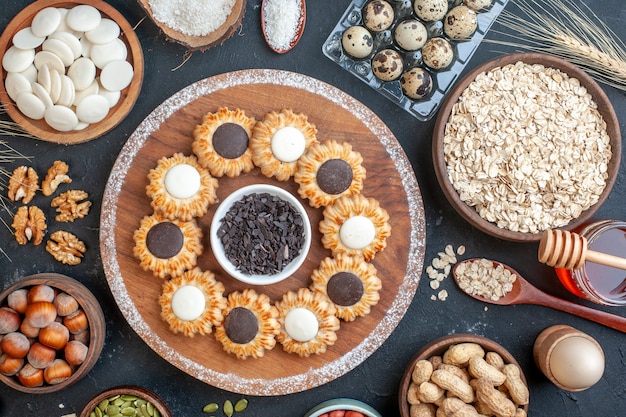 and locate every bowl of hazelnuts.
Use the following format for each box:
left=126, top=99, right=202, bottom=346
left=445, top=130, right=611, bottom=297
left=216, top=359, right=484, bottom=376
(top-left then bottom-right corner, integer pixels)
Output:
left=0, top=273, right=105, bottom=393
